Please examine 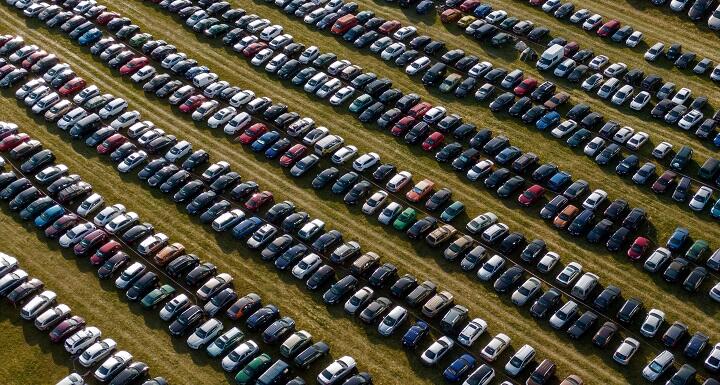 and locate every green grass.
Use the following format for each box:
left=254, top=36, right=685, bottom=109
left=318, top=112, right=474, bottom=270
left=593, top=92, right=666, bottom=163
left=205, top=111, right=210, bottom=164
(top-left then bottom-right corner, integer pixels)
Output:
left=0, top=1, right=719, bottom=385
